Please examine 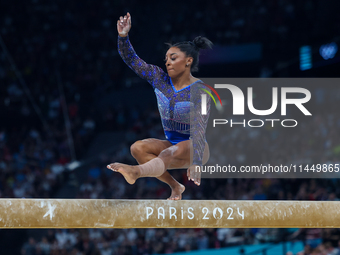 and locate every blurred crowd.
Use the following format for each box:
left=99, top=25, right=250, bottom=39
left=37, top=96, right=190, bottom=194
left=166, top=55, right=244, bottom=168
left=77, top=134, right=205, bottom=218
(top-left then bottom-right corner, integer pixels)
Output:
left=1, top=0, right=340, bottom=255
left=20, top=228, right=340, bottom=255
left=289, top=229, right=340, bottom=255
